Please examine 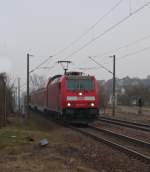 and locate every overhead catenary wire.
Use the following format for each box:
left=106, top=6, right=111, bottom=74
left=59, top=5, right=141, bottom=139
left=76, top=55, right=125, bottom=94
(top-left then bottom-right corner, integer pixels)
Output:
left=100, top=45, right=150, bottom=66
left=97, top=33, right=150, bottom=57
left=118, top=45, right=150, bottom=61
left=75, top=33, right=150, bottom=72
left=69, top=37, right=150, bottom=74
left=78, top=66, right=100, bottom=70
left=28, top=1, right=150, bottom=76
left=30, top=65, right=55, bottom=73
left=63, top=1, right=150, bottom=60
left=38, top=66, right=55, bottom=70
left=78, top=44, right=150, bottom=76
left=53, top=0, right=124, bottom=52
left=29, top=0, right=124, bottom=73
left=89, top=56, right=113, bottom=74
left=88, top=56, right=122, bottom=79
left=29, top=56, right=53, bottom=73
